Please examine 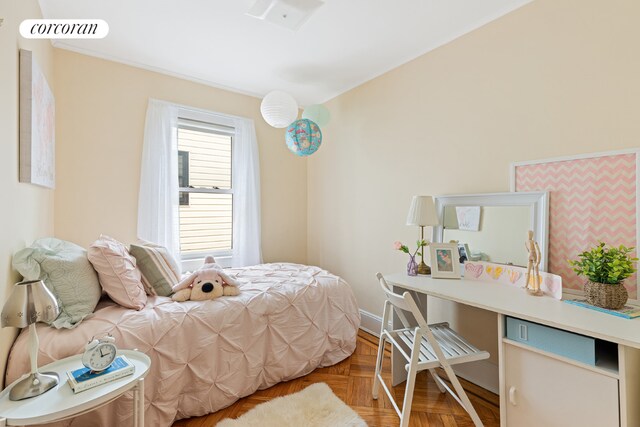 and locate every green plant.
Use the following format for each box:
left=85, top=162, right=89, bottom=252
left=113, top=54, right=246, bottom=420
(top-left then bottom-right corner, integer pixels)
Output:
left=568, top=242, right=638, bottom=285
